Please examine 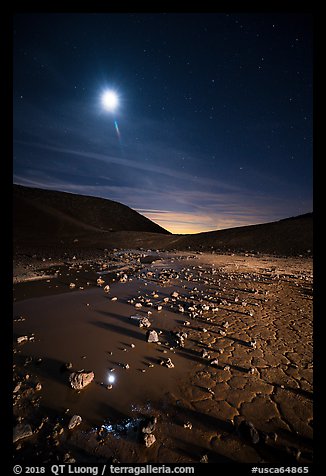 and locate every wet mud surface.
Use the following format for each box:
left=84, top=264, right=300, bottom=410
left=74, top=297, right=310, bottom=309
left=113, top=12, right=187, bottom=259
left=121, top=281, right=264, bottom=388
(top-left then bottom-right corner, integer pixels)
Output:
left=13, top=251, right=313, bottom=464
